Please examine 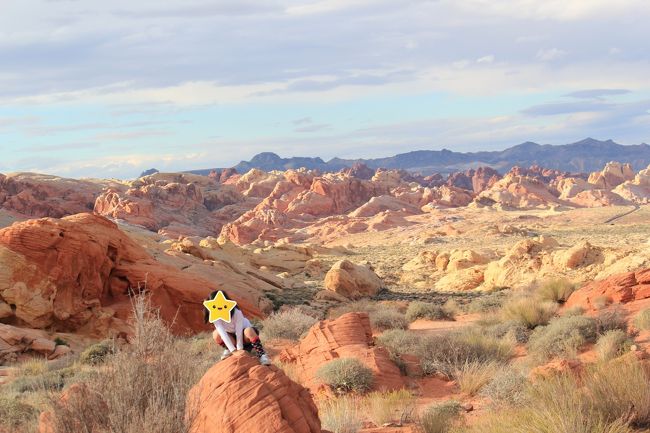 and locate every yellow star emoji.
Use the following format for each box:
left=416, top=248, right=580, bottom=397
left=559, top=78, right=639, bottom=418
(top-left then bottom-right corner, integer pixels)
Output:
left=203, top=291, right=238, bottom=323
